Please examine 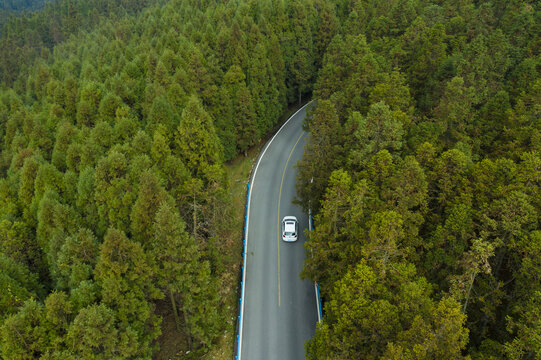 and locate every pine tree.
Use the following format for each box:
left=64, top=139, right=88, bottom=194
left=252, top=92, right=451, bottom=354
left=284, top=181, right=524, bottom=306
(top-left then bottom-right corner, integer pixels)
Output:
left=150, top=201, right=222, bottom=350
left=434, top=76, right=474, bottom=146
left=284, top=0, right=316, bottom=104
left=175, top=95, right=222, bottom=179
left=313, top=1, right=338, bottom=68
left=94, top=228, right=161, bottom=358
left=147, top=96, right=177, bottom=135
left=382, top=297, right=470, bottom=360
left=0, top=219, right=43, bottom=276
left=296, top=100, right=343, bottom=213
left=0, top=253, right=43, bottom=317
left=223, top=65, right=257, bottom=156
left=347, top=102, right=404, bottom=171
left=66, top=303, right=127, bottom=358
left=94, top=151, right=135, bottom=233
left=56, top=228, right=99, bottom=290
left=130, top=170, right=168, bottom=245
left=0, top=300, right=48, bottom=359
left=400, top=18, right=447, bottom=112
left=363, top=211, right=406, bottom=276
left=234, top=85, right=257, bottom=156
left=307, top=263, right=399, bottom=360
left=302, top=168, right=356, bottom=296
